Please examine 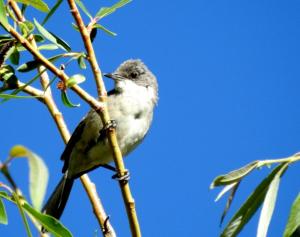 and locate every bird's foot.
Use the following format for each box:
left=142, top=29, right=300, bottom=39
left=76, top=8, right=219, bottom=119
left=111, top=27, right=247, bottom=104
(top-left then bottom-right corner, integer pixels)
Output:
left=112, top=169, right=130, bottom=183
left=103, top=120, right=117, bottom=131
